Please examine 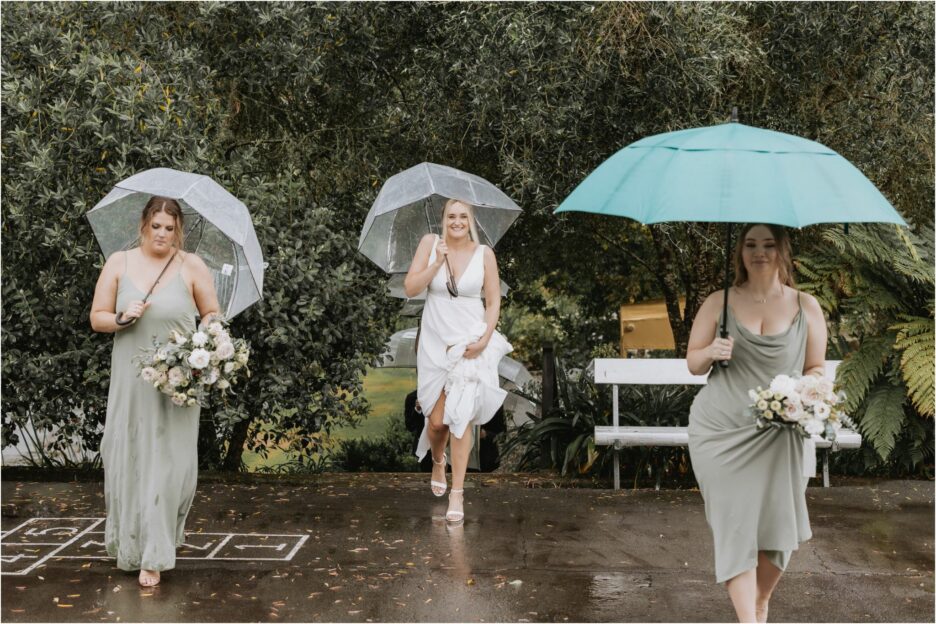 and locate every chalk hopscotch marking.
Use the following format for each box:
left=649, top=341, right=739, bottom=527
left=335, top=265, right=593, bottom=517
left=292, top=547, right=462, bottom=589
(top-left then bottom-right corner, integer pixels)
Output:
left=1, top=518, right=308, bottom=575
